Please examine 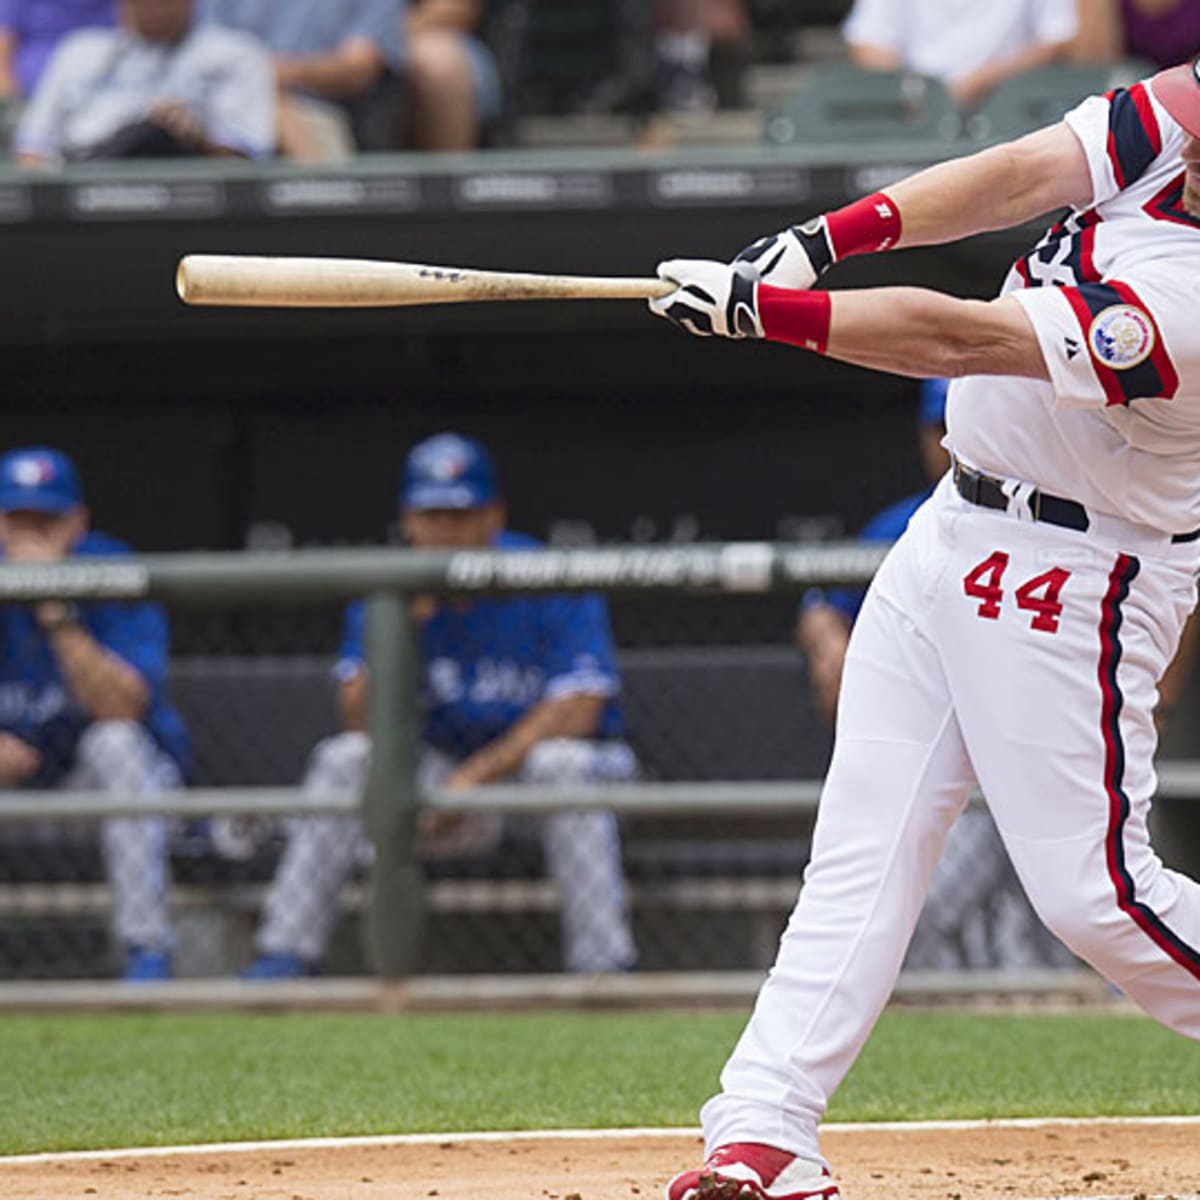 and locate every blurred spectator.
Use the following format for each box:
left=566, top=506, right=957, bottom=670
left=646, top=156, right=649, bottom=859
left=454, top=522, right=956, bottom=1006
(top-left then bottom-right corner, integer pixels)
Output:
left=842, top=0, right=1079, bottom=110
left=12, top=0, right=273, bottom=166
left=242, top=434, right=637, bottom=979
left=197, top=0, right=403, bottom=160
left=406, top=0, right=501, bottom=148
left=1072, top=0, right=1200, bottom=71
left=796, top=384, right=1060, bottom=969
left=578, top=0, right=750, bottom=118
left=0, top=447, right=190, bottom=981
left=0, top=0, right=115, bottom=102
